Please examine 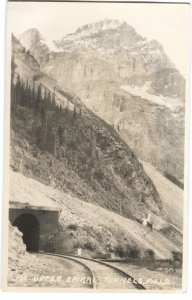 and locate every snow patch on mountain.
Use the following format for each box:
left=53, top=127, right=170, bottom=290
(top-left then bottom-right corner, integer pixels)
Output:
left=120, top=84, right=182, bottom=112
